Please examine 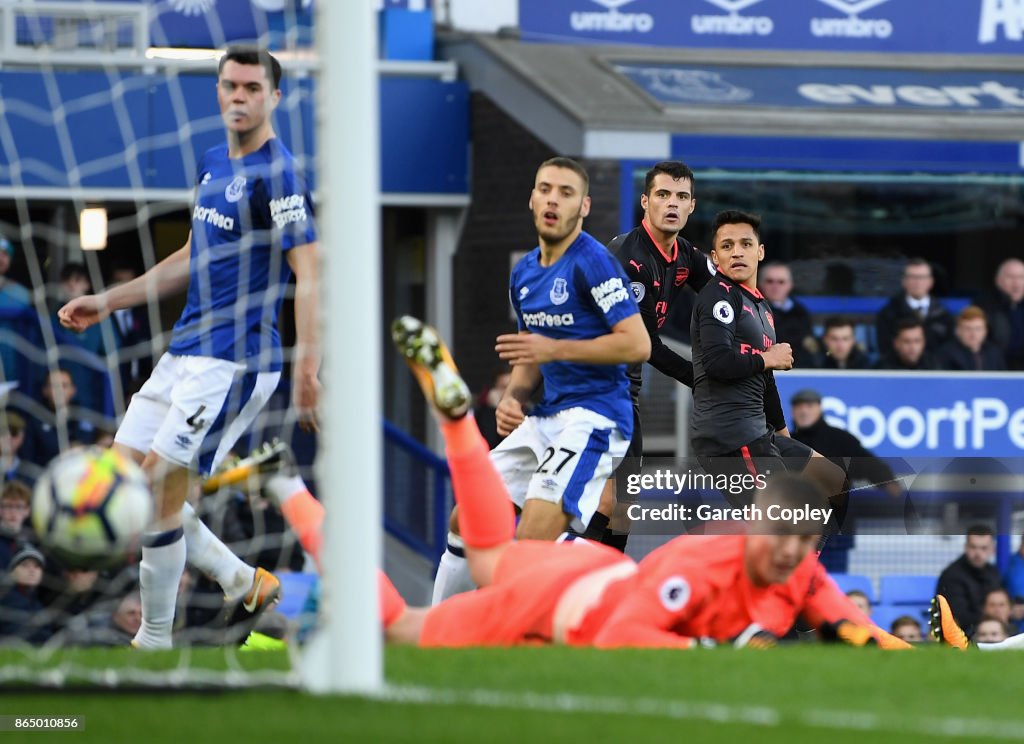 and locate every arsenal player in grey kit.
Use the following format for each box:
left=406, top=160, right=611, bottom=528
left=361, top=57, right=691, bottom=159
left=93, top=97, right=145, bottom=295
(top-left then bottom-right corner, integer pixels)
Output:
left=591, top=161, right=713, bottom=549
left=692, top=211, right=844, bottom=513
